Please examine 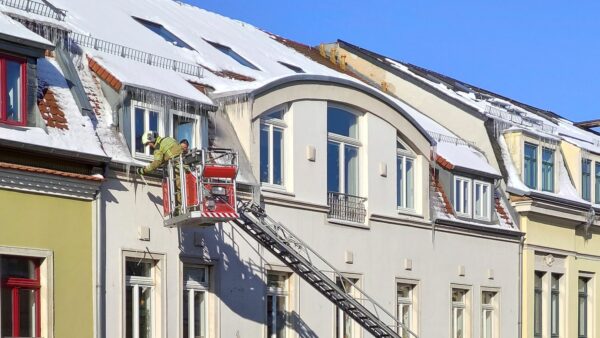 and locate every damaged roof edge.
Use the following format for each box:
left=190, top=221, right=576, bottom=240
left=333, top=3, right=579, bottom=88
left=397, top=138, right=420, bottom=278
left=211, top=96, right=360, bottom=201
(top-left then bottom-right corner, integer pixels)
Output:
left=212, top=74, right=436, bottom=146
